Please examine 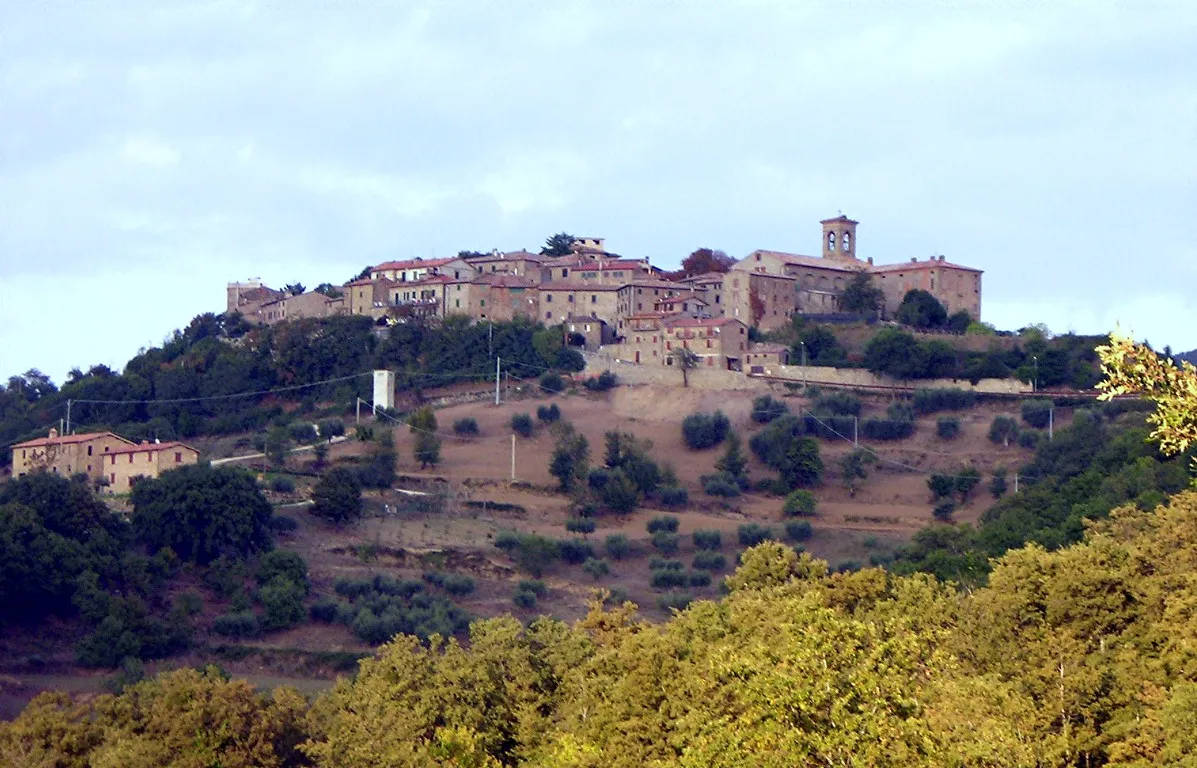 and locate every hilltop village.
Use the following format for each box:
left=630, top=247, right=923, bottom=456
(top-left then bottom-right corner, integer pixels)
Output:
left=227, top=215, right=982, bottom=374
